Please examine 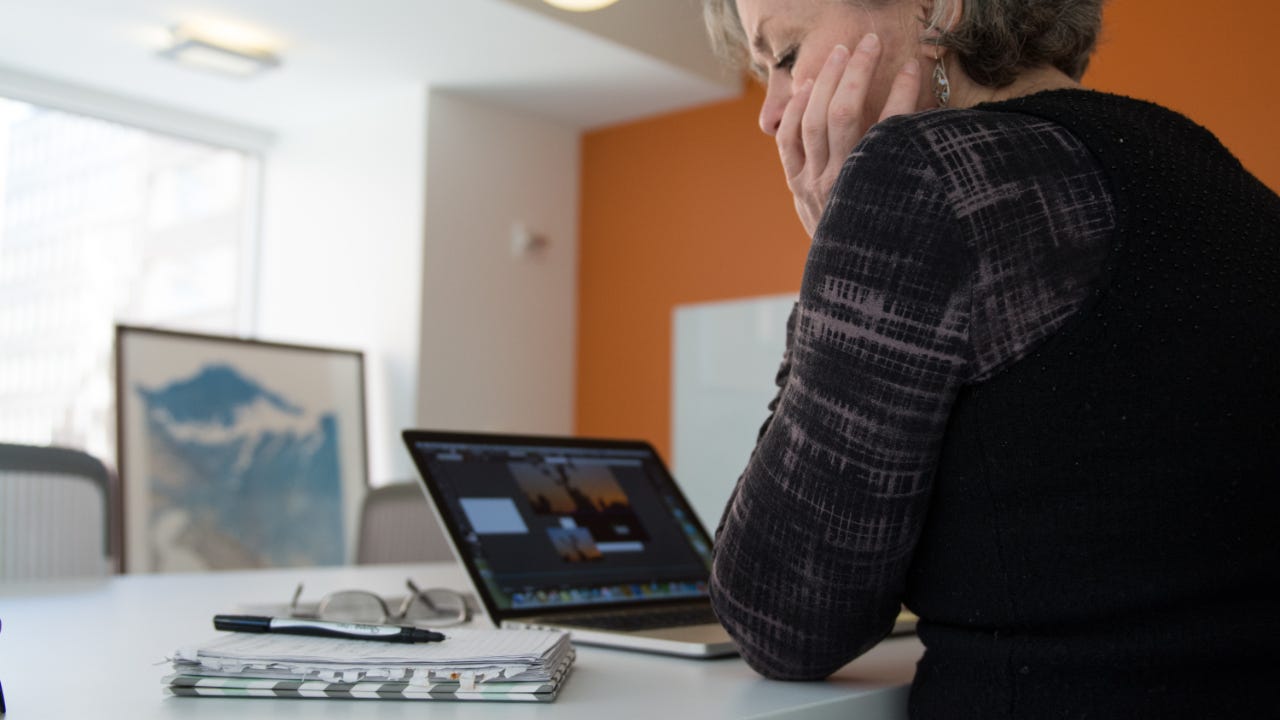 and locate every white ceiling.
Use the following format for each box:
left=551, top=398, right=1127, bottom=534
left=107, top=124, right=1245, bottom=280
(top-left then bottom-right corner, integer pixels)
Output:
left=0, top=0, right=740, bottom=134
